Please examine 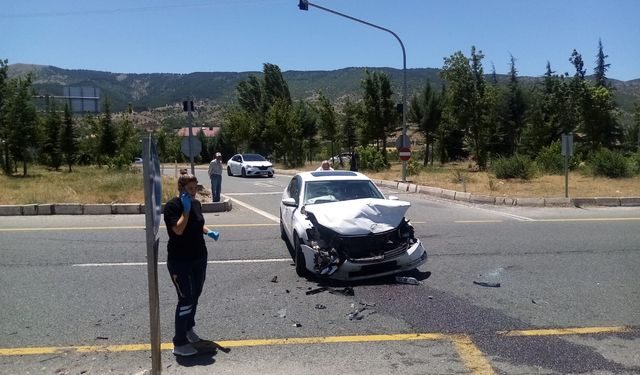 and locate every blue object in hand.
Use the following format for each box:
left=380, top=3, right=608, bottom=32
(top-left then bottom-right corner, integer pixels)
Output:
left=180, top=192, right=191, bottom=214
left=207, top=229, right=220, bottom=241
